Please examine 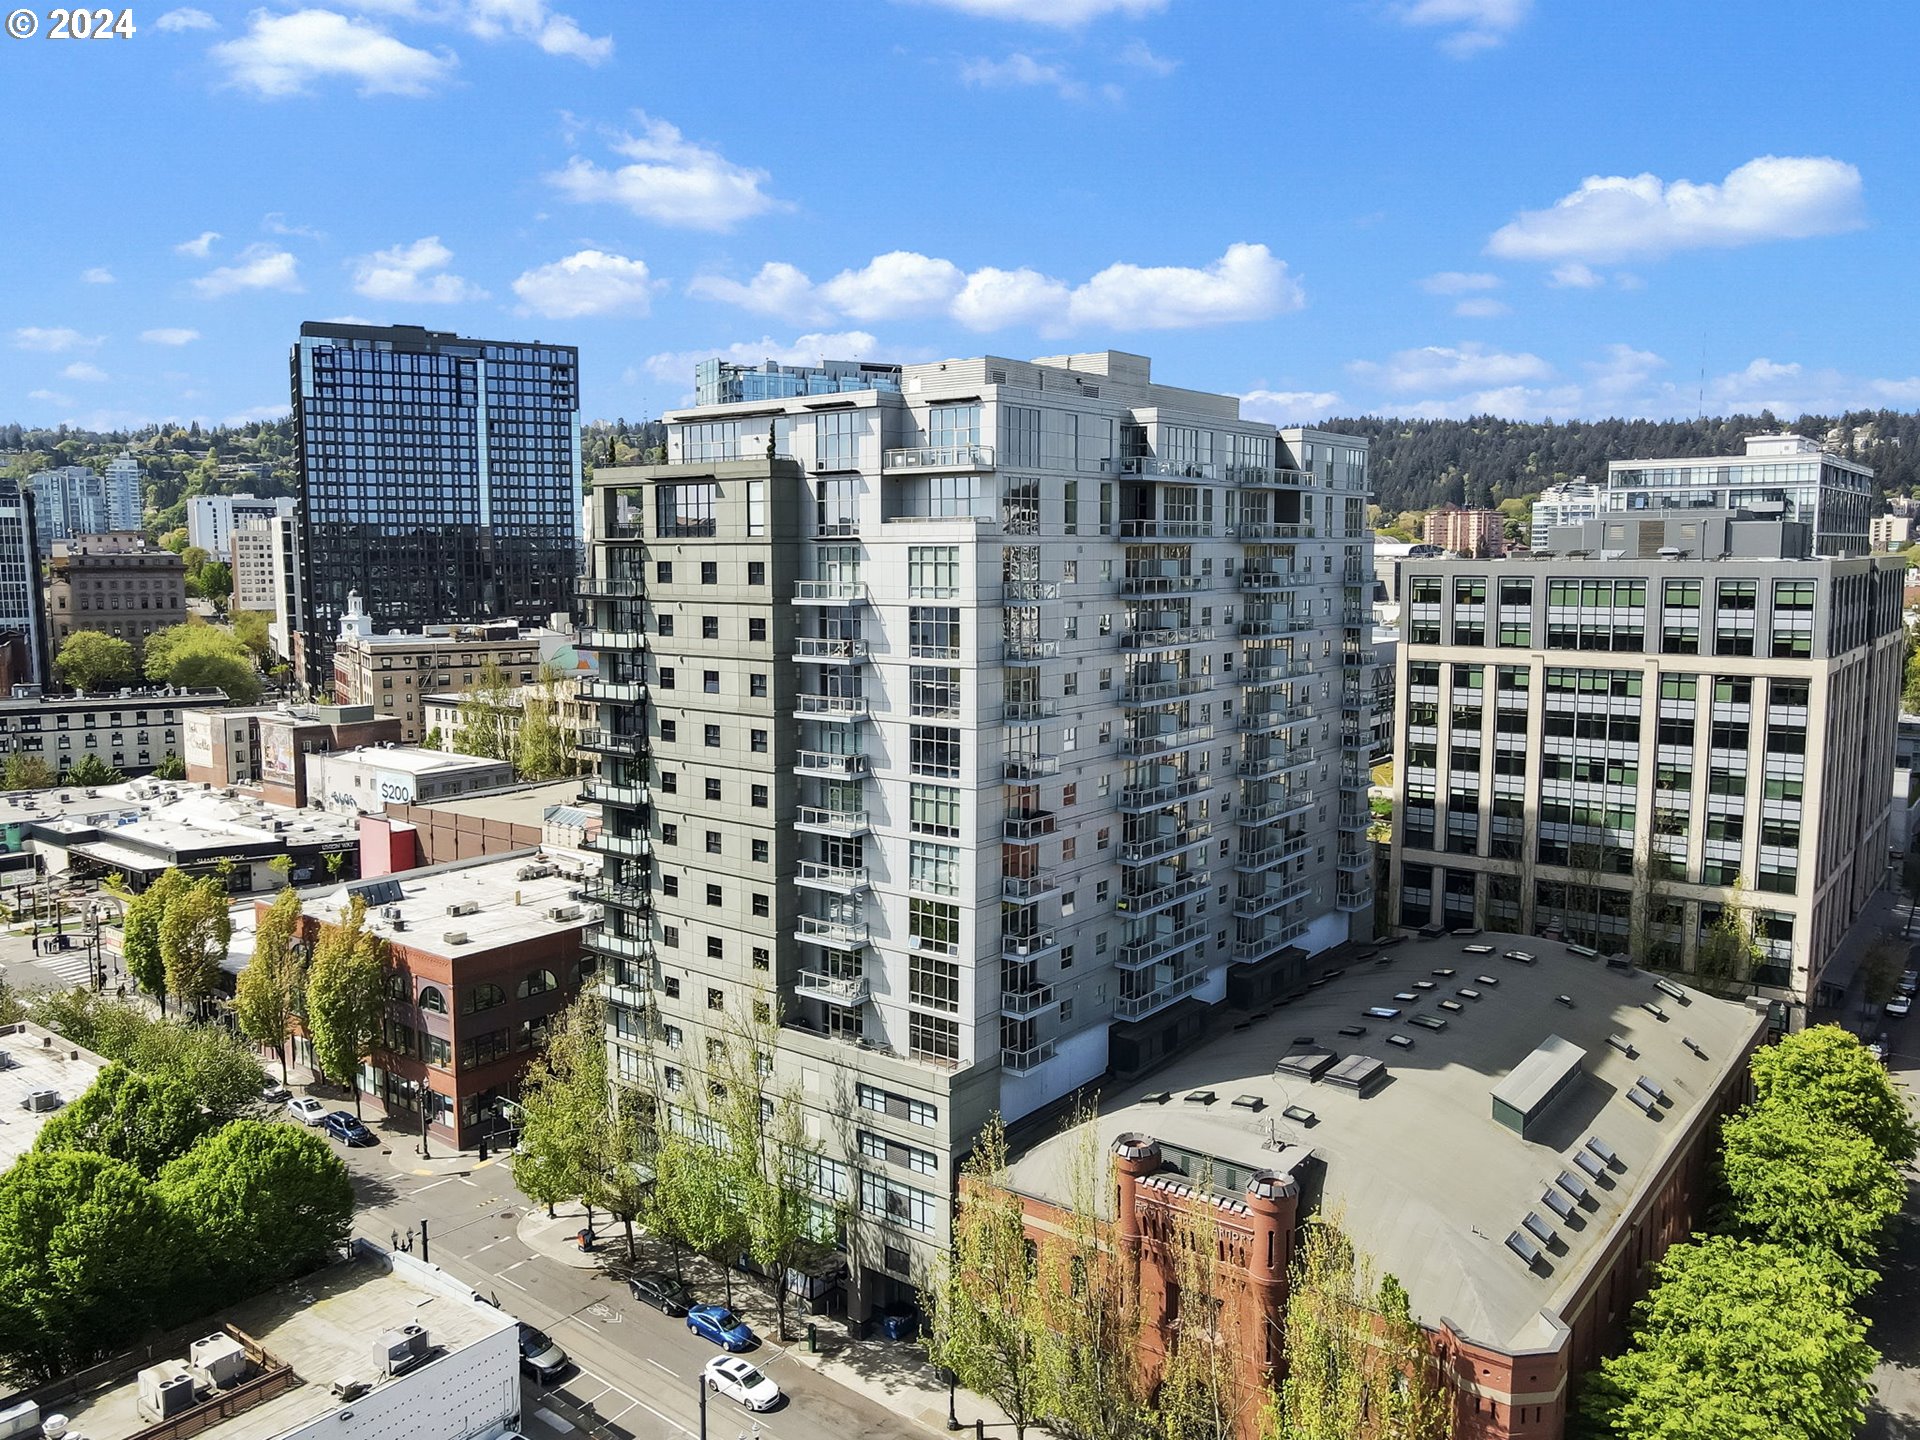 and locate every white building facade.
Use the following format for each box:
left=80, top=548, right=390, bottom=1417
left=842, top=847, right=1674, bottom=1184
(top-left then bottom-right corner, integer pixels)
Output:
left=187, top=493, right=297, bottom=562
left=1530, top=479, right=1601, bottom=549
